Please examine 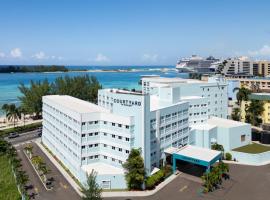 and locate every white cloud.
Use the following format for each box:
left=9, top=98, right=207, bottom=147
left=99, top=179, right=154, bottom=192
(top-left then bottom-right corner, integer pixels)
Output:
left=0, top=51, right=5, bottom=58
left=32, top=51, right=46, bottom=59
left=10, top=48, right=22, bottom=58
left=142, top=54, right=158, bottom=62
left=95, top=53, right=110, bottom=62
left=248, top=45, right=270, bottom=56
